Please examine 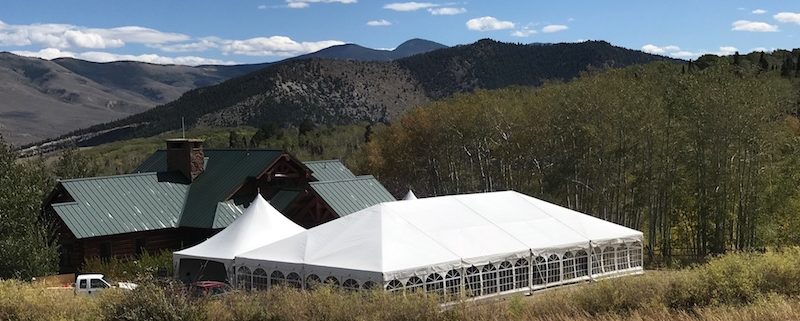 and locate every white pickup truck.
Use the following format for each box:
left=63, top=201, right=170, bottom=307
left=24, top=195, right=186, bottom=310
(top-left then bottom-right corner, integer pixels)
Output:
left=74, top=274, right=138, bottom=296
